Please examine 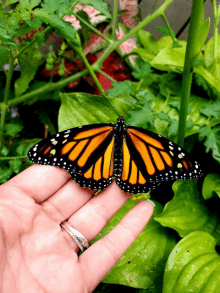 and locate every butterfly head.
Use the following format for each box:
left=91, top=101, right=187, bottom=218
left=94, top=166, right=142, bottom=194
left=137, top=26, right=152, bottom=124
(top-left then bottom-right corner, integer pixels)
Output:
left=117, top=116, right=124, bottom=124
